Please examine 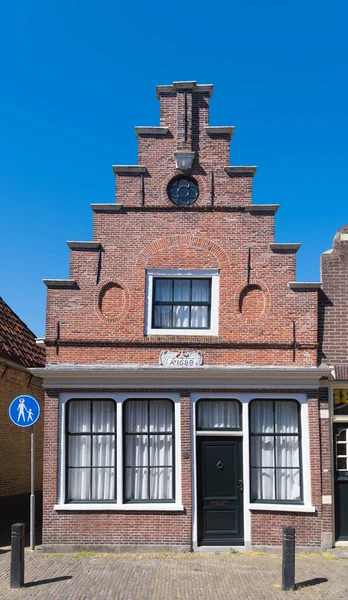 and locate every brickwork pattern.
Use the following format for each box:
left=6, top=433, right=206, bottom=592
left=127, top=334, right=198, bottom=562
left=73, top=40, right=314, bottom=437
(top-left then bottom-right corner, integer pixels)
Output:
left=0, top=366, right=44, bottom=498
